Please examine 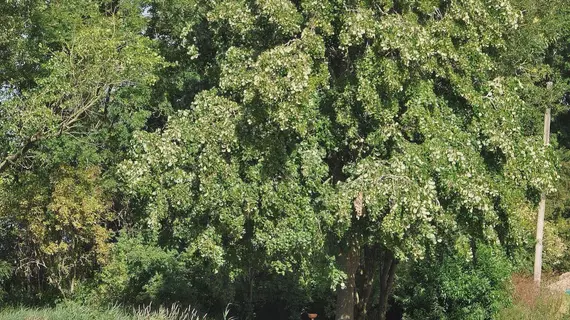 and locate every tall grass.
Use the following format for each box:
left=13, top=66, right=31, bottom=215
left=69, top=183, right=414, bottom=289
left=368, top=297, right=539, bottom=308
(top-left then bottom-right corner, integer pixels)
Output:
left=497, top=274, right=570, bottom=320
left=0, top=302, right=208, bottom=320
